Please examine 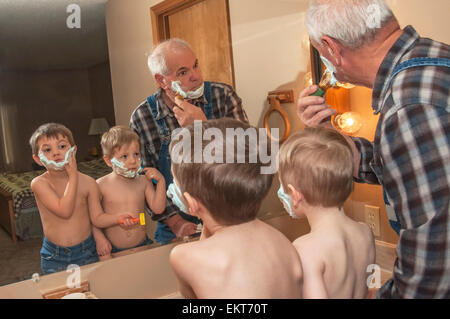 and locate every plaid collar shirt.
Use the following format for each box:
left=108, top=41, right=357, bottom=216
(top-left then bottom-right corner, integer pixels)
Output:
left=352, top=26, right=450, bottom=298
left=130, top=81, right=248, bottom=221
